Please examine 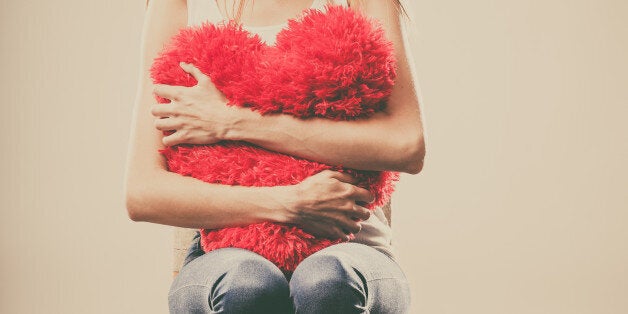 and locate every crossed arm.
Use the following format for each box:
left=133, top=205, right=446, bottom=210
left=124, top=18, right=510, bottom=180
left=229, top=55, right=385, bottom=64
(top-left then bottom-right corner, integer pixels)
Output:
left=151, top=1, right=425, bottom=174
left=125, top=0, right=425, bottom=235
